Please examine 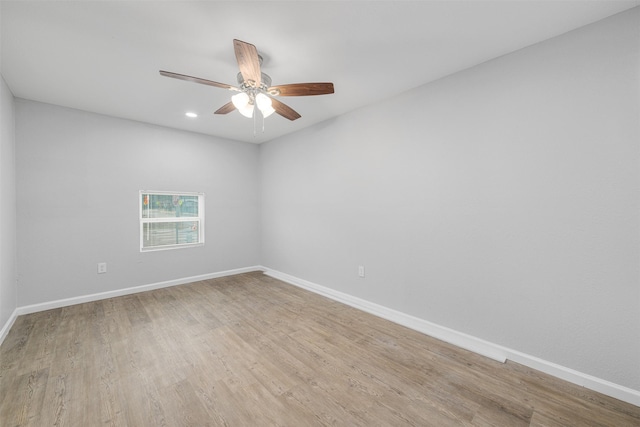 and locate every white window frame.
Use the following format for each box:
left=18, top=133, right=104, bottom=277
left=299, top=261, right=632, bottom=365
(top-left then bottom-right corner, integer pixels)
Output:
left=139, top=190, right=205, bottom=252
